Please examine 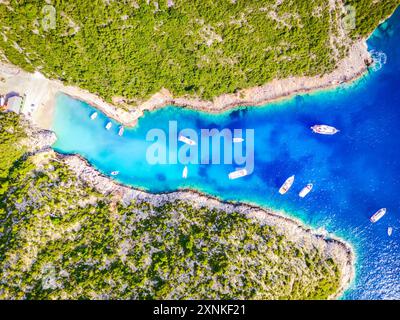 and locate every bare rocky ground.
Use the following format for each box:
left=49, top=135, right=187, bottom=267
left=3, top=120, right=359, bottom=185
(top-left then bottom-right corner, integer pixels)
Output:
left=57, top=152, right=355, bottom=299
